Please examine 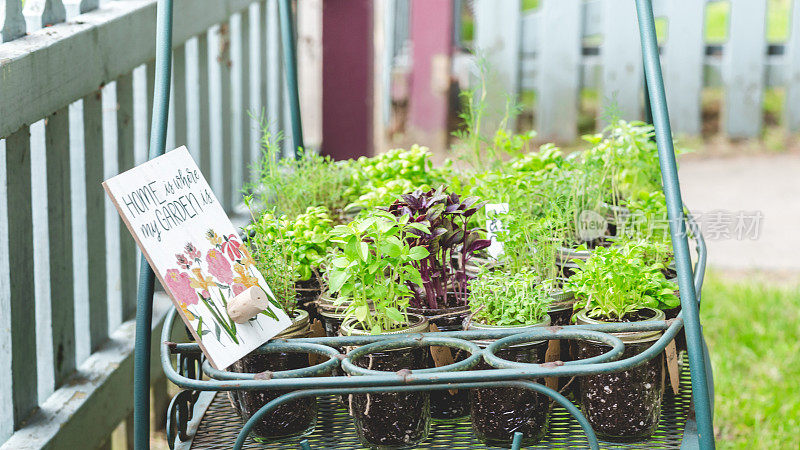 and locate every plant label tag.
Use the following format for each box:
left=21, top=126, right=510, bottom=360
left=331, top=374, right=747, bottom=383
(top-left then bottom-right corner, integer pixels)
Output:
left=102, top=147, right=291, bottom=370
left=665, top=339, right=680, bottom=395
left=428, top=324, right=457, bottom=395
left=485, top=203, right=509, bottom=259
left=544, top=339, right=561, bottom=391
